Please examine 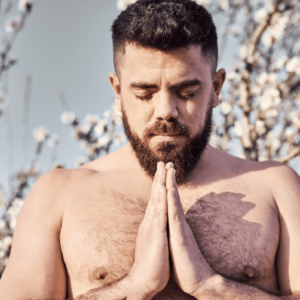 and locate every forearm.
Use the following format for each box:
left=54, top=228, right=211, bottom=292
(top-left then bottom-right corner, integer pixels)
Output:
left=72, top=275, right=154, bottom=300
left=194, top=274, right=299, bottom=300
